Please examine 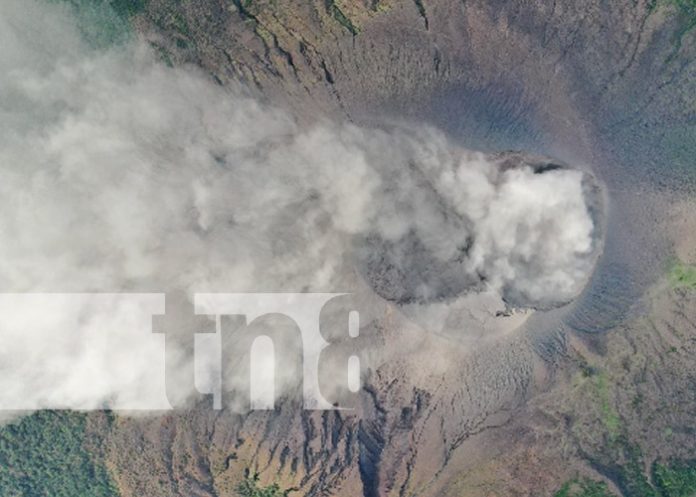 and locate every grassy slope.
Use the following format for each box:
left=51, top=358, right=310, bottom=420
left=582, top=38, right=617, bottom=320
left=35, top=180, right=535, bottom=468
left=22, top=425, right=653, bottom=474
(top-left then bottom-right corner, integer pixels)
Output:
left=669, top=262, right=696, bottom=290
left=238, top=475, right=290, bottom=496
